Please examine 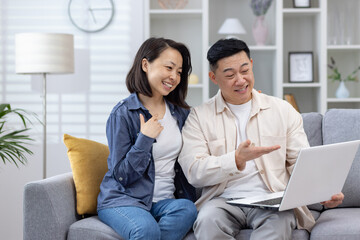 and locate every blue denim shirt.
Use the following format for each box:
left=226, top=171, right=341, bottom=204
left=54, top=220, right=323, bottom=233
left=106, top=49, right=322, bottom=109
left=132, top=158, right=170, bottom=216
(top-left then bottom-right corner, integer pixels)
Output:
left=97, top=93, right=196, bottom=212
